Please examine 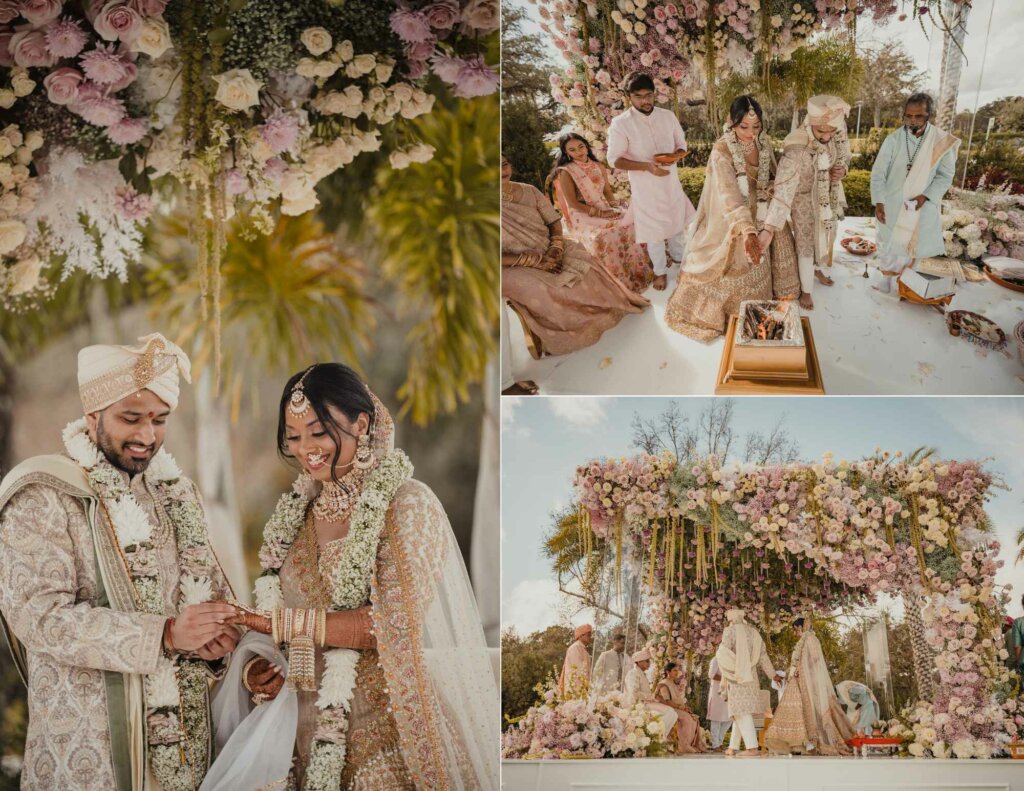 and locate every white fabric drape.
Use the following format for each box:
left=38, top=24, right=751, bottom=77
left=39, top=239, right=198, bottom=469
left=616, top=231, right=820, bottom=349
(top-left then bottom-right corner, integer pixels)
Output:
left=201, top=632, right=295, bottom=791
